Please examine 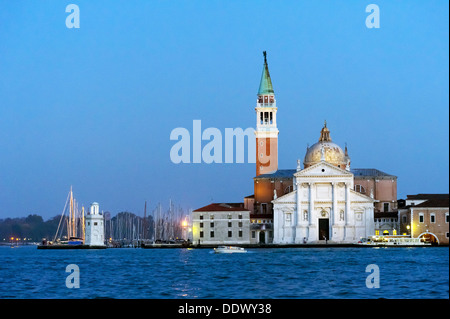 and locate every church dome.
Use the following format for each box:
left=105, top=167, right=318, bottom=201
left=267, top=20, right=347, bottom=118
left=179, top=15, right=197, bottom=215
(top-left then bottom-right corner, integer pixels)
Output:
left=303, top=122, right=349, bottom=169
